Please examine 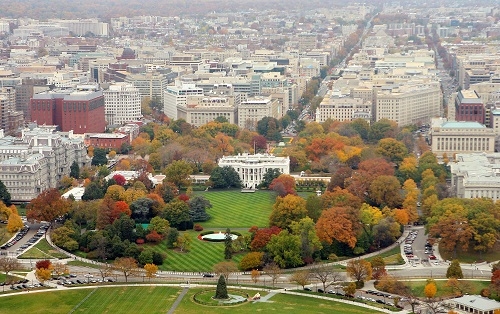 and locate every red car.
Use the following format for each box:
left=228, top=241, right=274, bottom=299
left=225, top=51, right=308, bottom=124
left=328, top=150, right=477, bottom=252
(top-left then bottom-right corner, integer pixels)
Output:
left=429, top=255, right=437, bottom=260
